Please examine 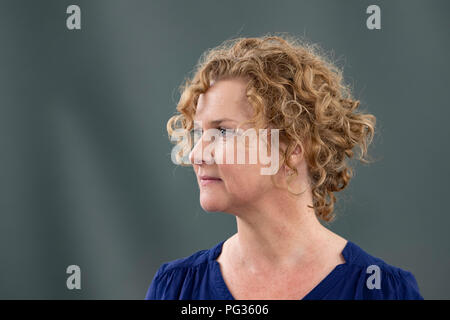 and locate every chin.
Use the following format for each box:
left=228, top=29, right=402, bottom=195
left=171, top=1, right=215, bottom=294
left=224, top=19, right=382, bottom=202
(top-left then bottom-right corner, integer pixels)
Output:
left=199, top=196, right=227, bottom=212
